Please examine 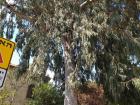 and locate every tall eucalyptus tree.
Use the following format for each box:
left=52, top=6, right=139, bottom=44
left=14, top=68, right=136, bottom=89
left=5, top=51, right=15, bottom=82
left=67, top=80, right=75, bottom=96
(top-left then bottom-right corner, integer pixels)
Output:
left=1, top=0, right=140, bottom=105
